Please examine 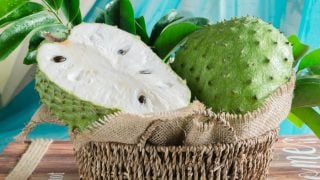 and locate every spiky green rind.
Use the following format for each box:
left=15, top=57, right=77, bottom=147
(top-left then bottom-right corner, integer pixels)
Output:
left=35, top=70, right=119, bottom=130
left=172, top=17, right=293, bottom=114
